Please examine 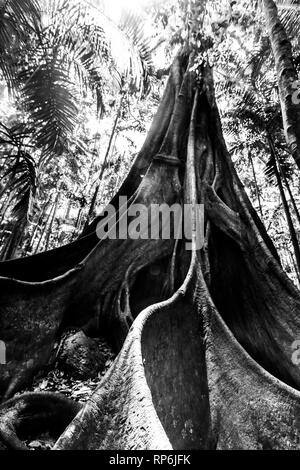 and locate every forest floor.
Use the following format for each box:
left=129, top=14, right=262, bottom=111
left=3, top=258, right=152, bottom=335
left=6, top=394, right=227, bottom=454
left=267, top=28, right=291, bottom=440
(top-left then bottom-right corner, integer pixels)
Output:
left=16, top=329, right=117, bottom=450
